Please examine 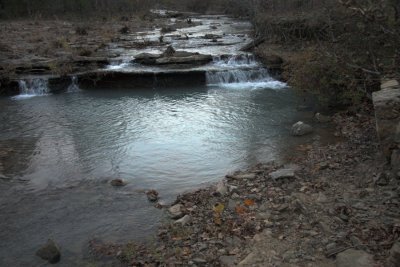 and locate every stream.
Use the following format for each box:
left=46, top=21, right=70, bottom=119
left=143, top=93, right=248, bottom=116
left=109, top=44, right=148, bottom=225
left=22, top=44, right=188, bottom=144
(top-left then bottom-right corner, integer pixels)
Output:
left=0, top=13, right=319, bottom=266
